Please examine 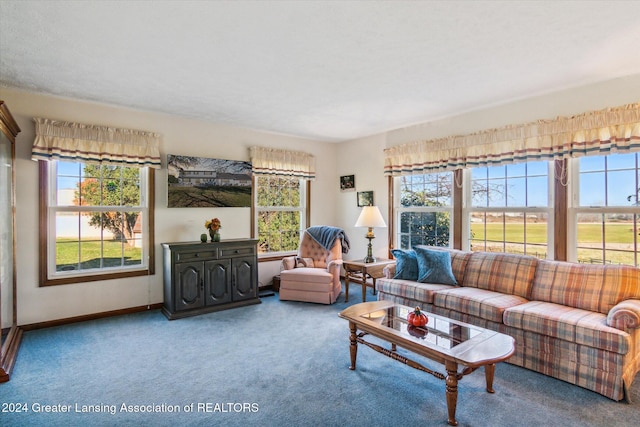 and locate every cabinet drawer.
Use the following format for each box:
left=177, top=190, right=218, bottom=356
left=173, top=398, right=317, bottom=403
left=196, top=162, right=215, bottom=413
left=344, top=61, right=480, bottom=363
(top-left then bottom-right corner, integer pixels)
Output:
left=175, top=250, right=218, bottom=262
left=220, top=246, right=255, bottom=257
